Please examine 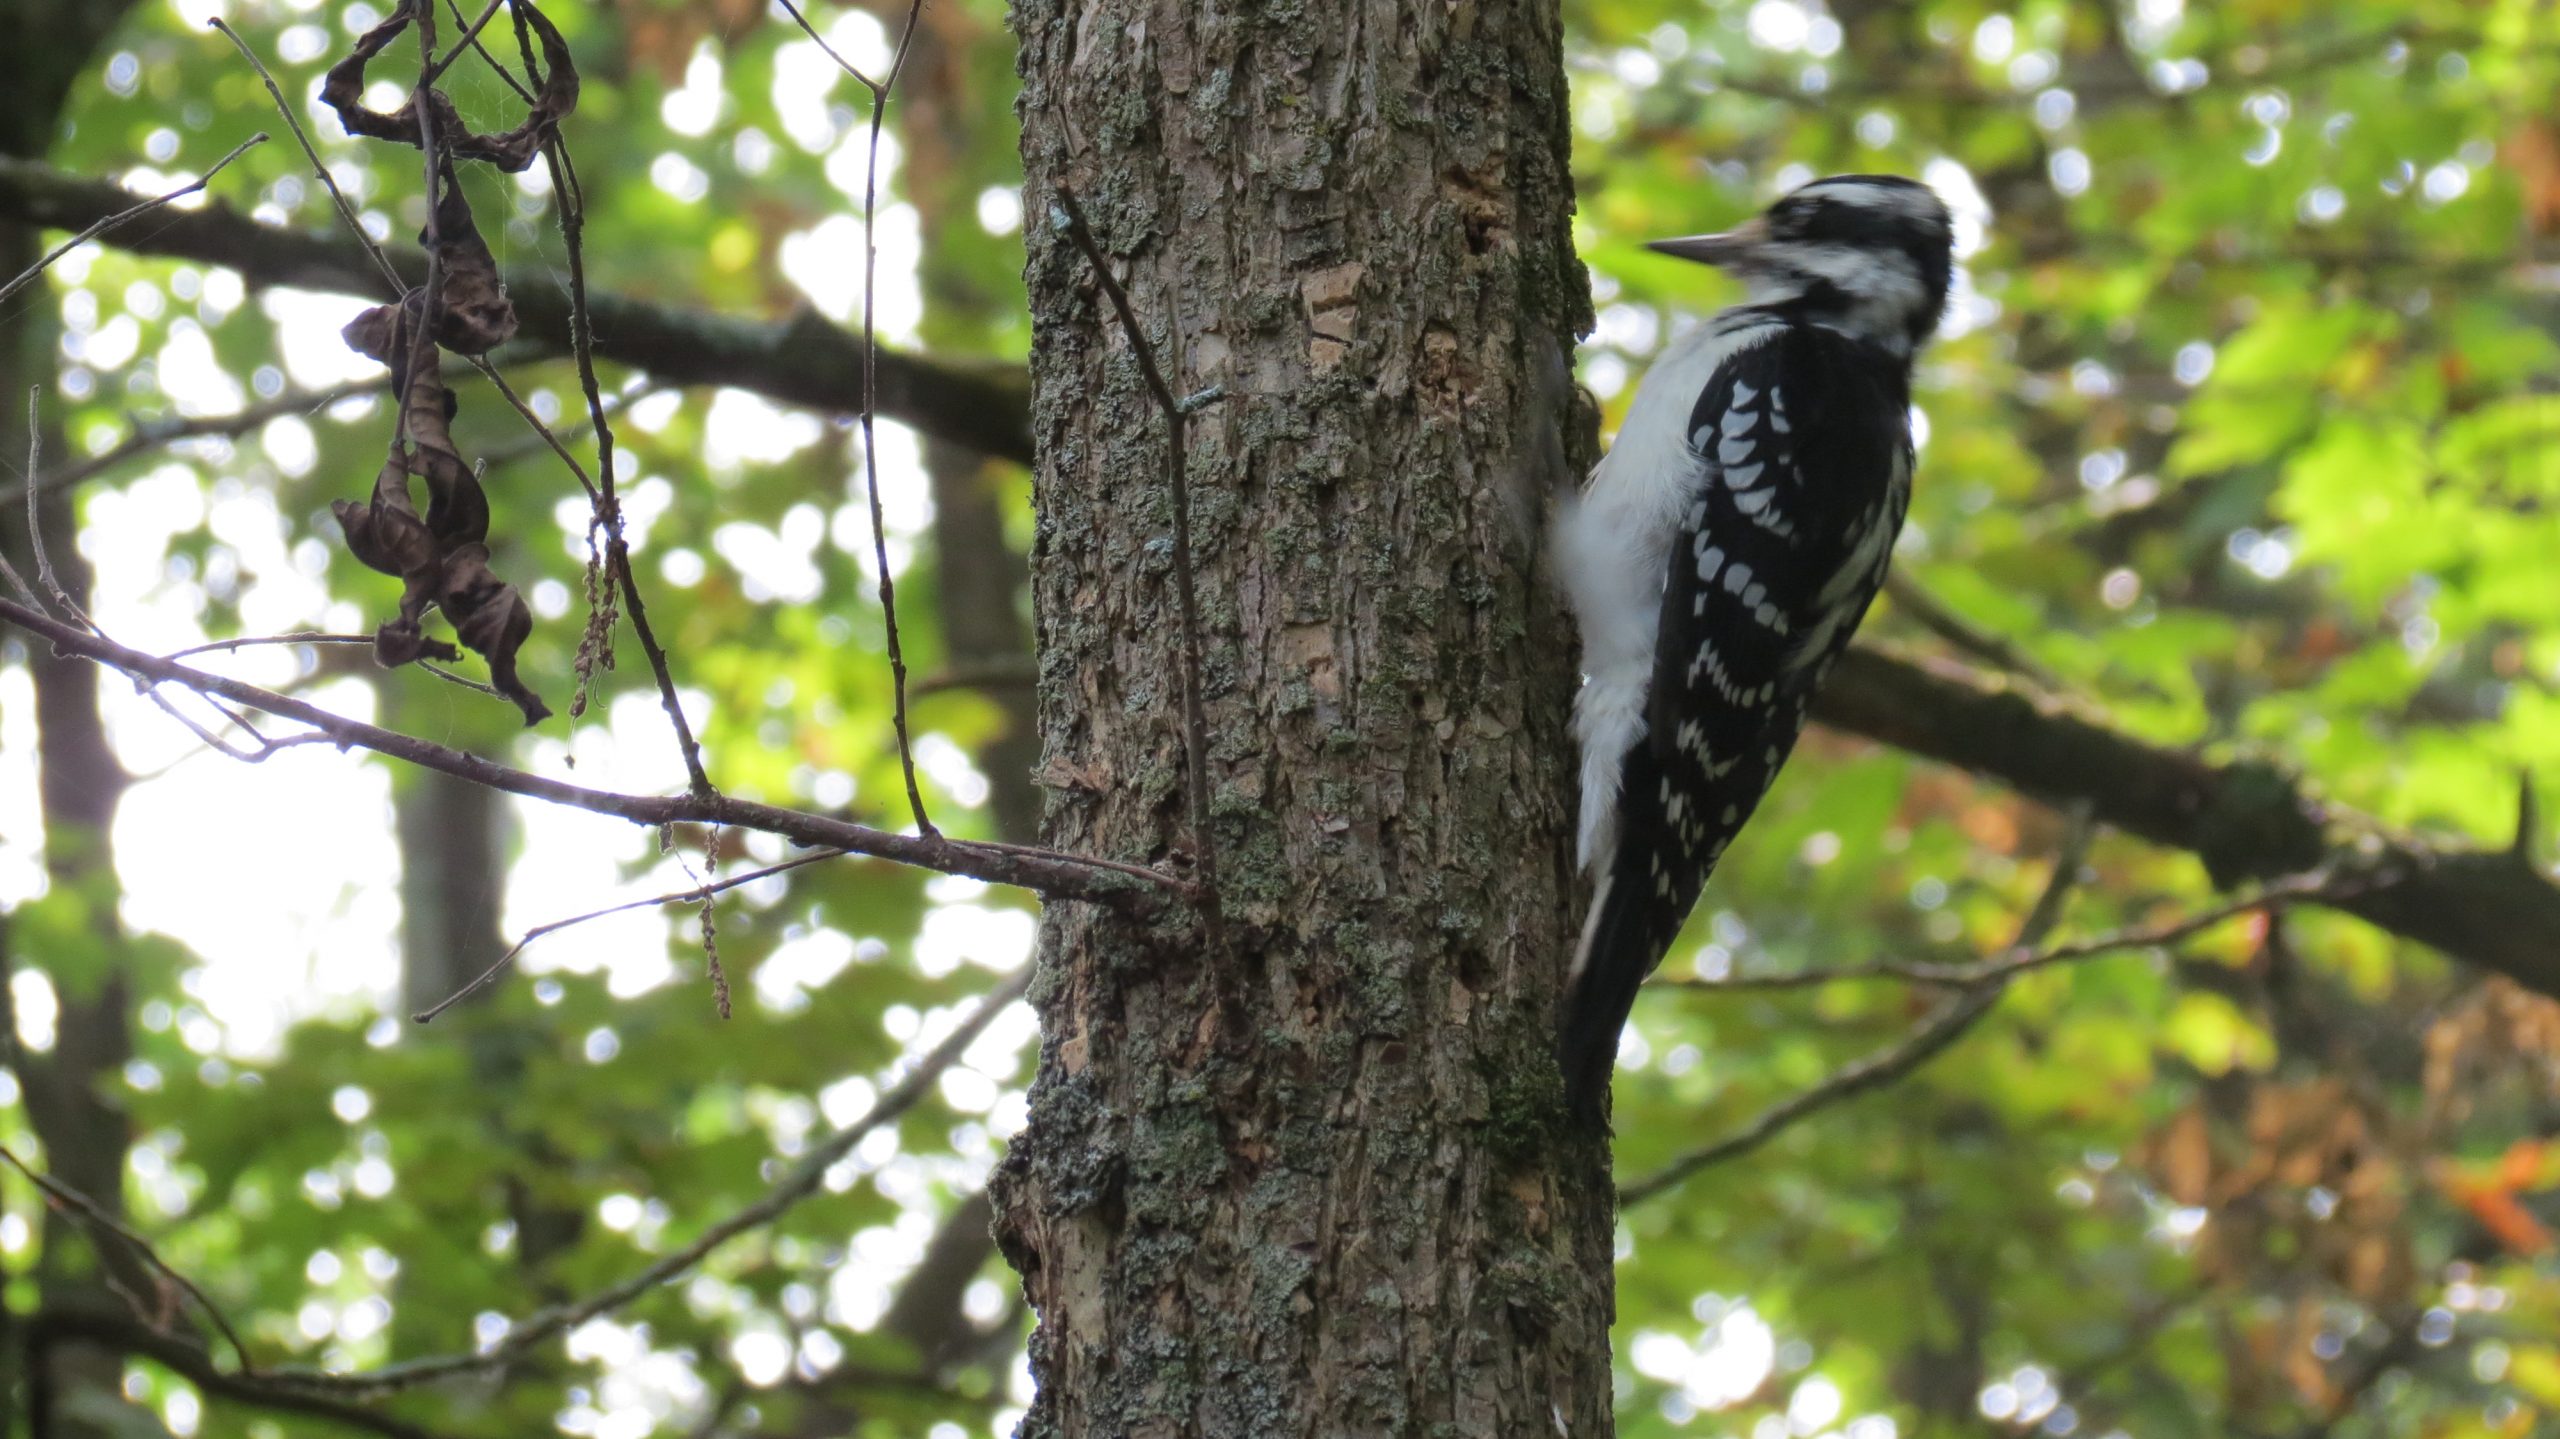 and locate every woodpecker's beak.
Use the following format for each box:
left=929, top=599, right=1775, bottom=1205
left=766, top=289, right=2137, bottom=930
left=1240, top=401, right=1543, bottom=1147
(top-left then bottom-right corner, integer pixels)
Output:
left=1644, top=216, right=1770, bottom=268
